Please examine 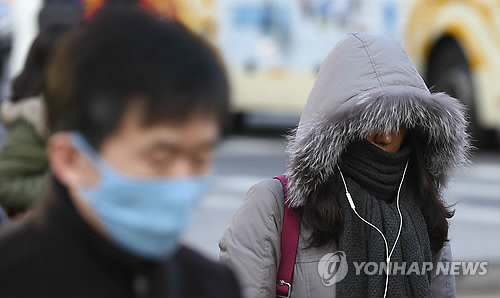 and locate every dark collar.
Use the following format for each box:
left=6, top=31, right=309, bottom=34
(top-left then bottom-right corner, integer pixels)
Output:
left=32, top=176, right=160, bottom=272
